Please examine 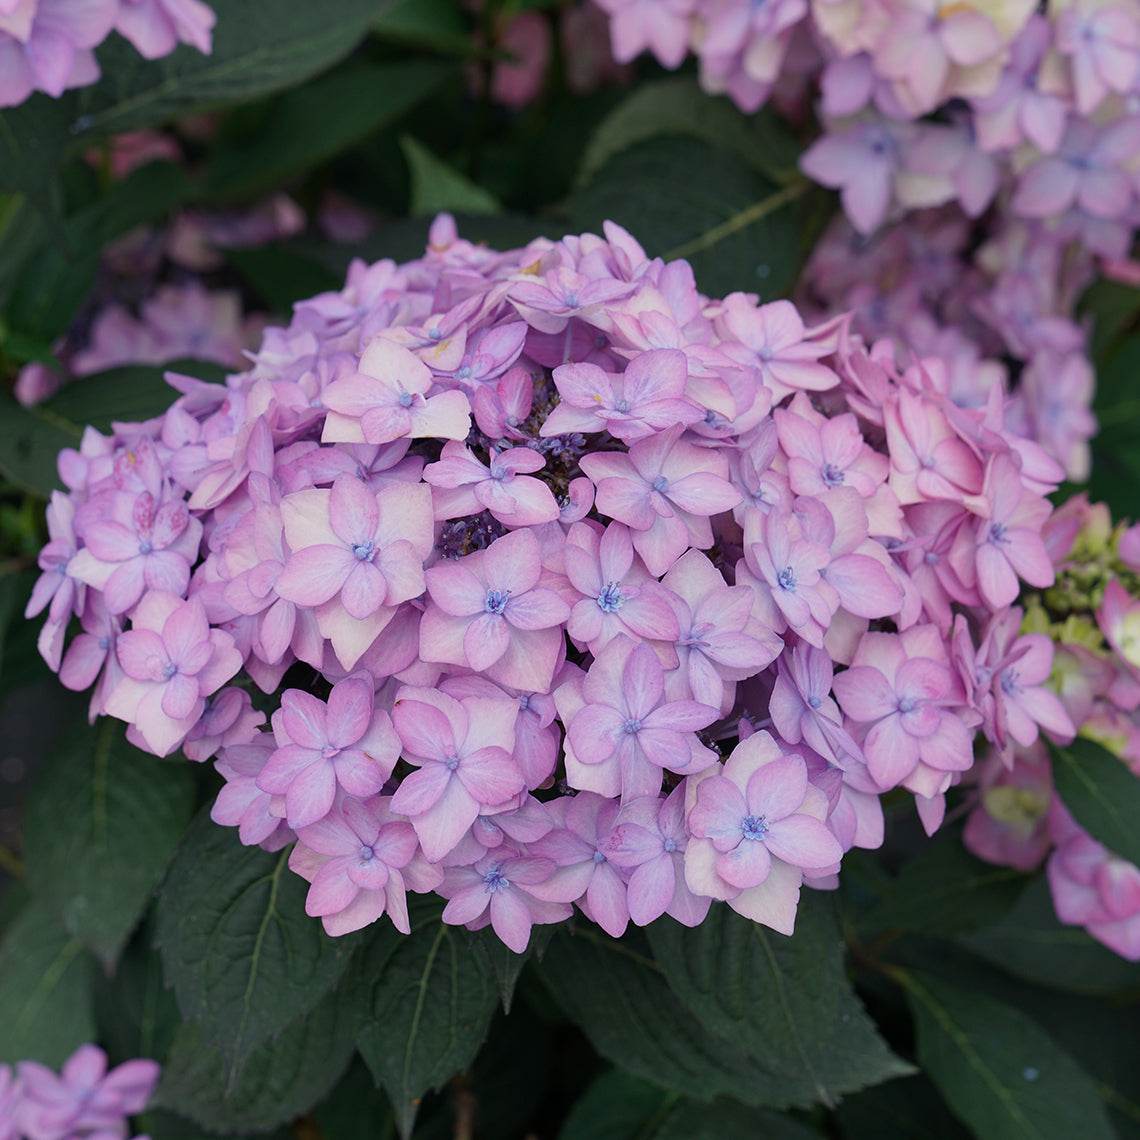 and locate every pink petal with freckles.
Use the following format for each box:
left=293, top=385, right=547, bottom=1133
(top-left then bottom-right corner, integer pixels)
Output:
left=332, top=749, right=387, bottom=798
